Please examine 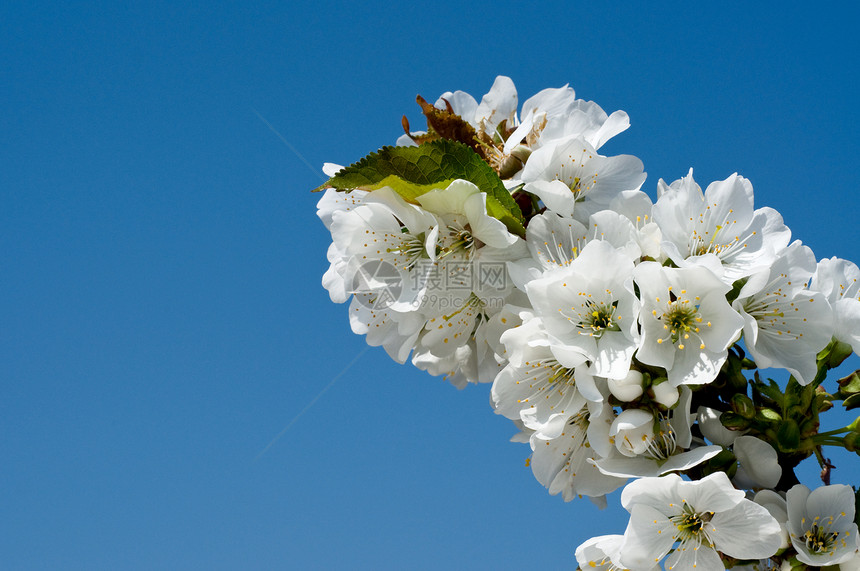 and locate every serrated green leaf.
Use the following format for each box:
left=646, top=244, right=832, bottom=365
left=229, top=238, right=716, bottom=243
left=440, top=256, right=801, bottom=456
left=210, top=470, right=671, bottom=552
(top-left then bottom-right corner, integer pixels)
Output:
left=312, top=140, right=525, bottom=237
